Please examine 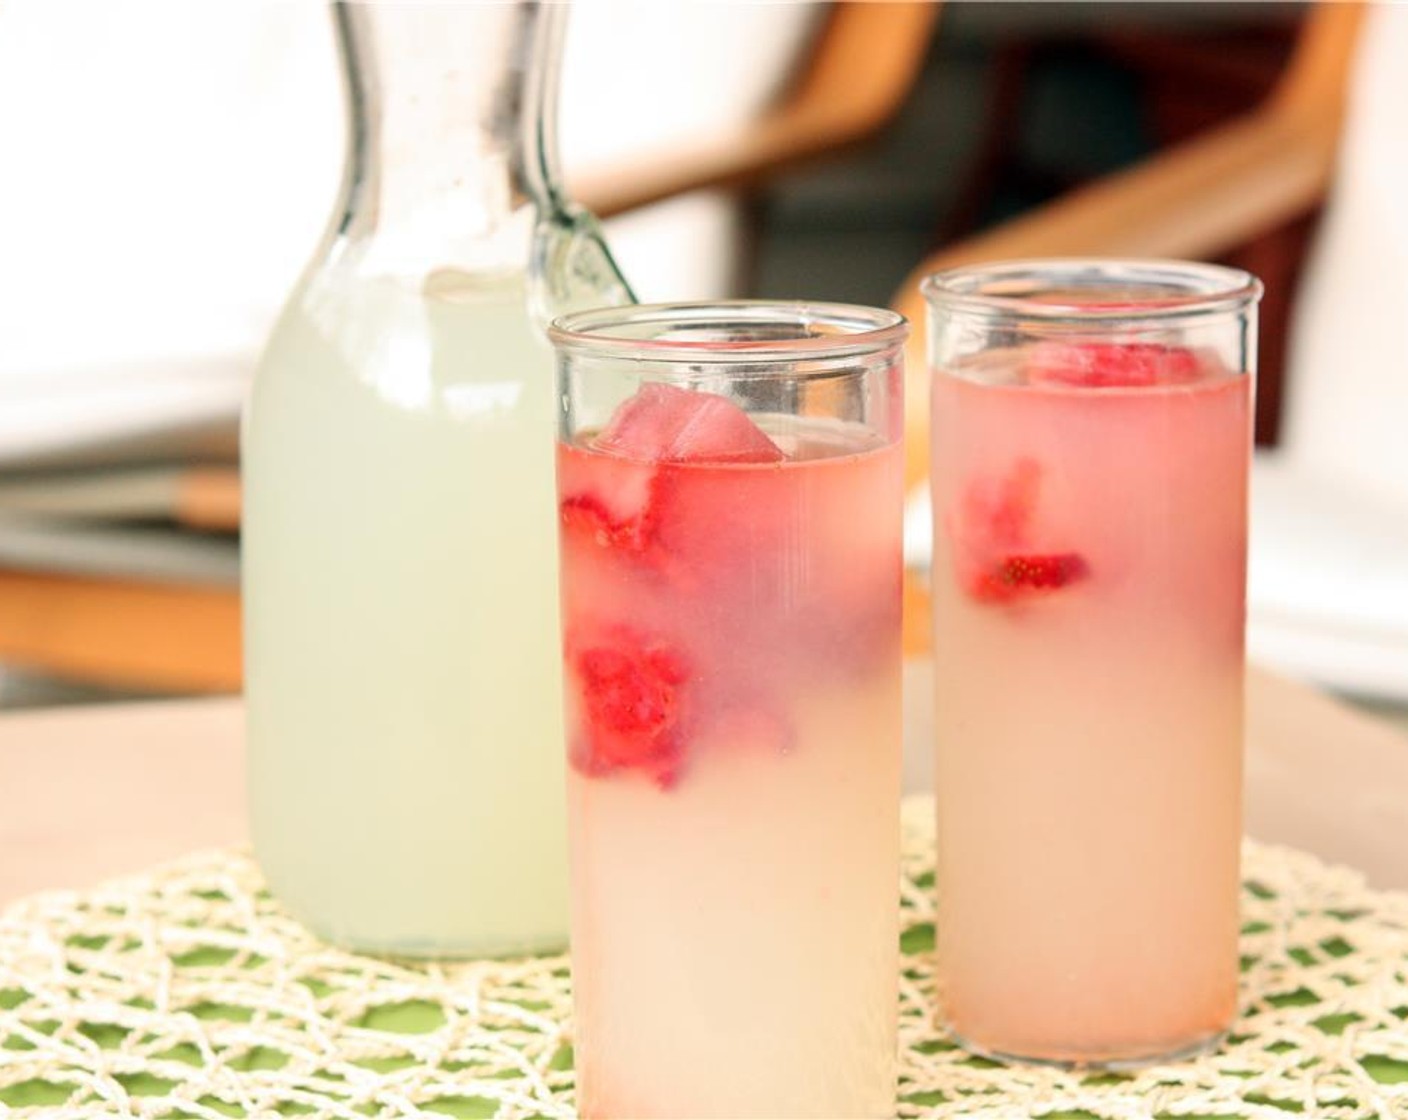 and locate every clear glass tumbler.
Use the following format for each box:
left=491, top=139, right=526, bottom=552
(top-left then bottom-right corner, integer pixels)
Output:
left=924, top=260, right=1261, bottom=1067
left=550, top=302, right=907, bottom=1119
